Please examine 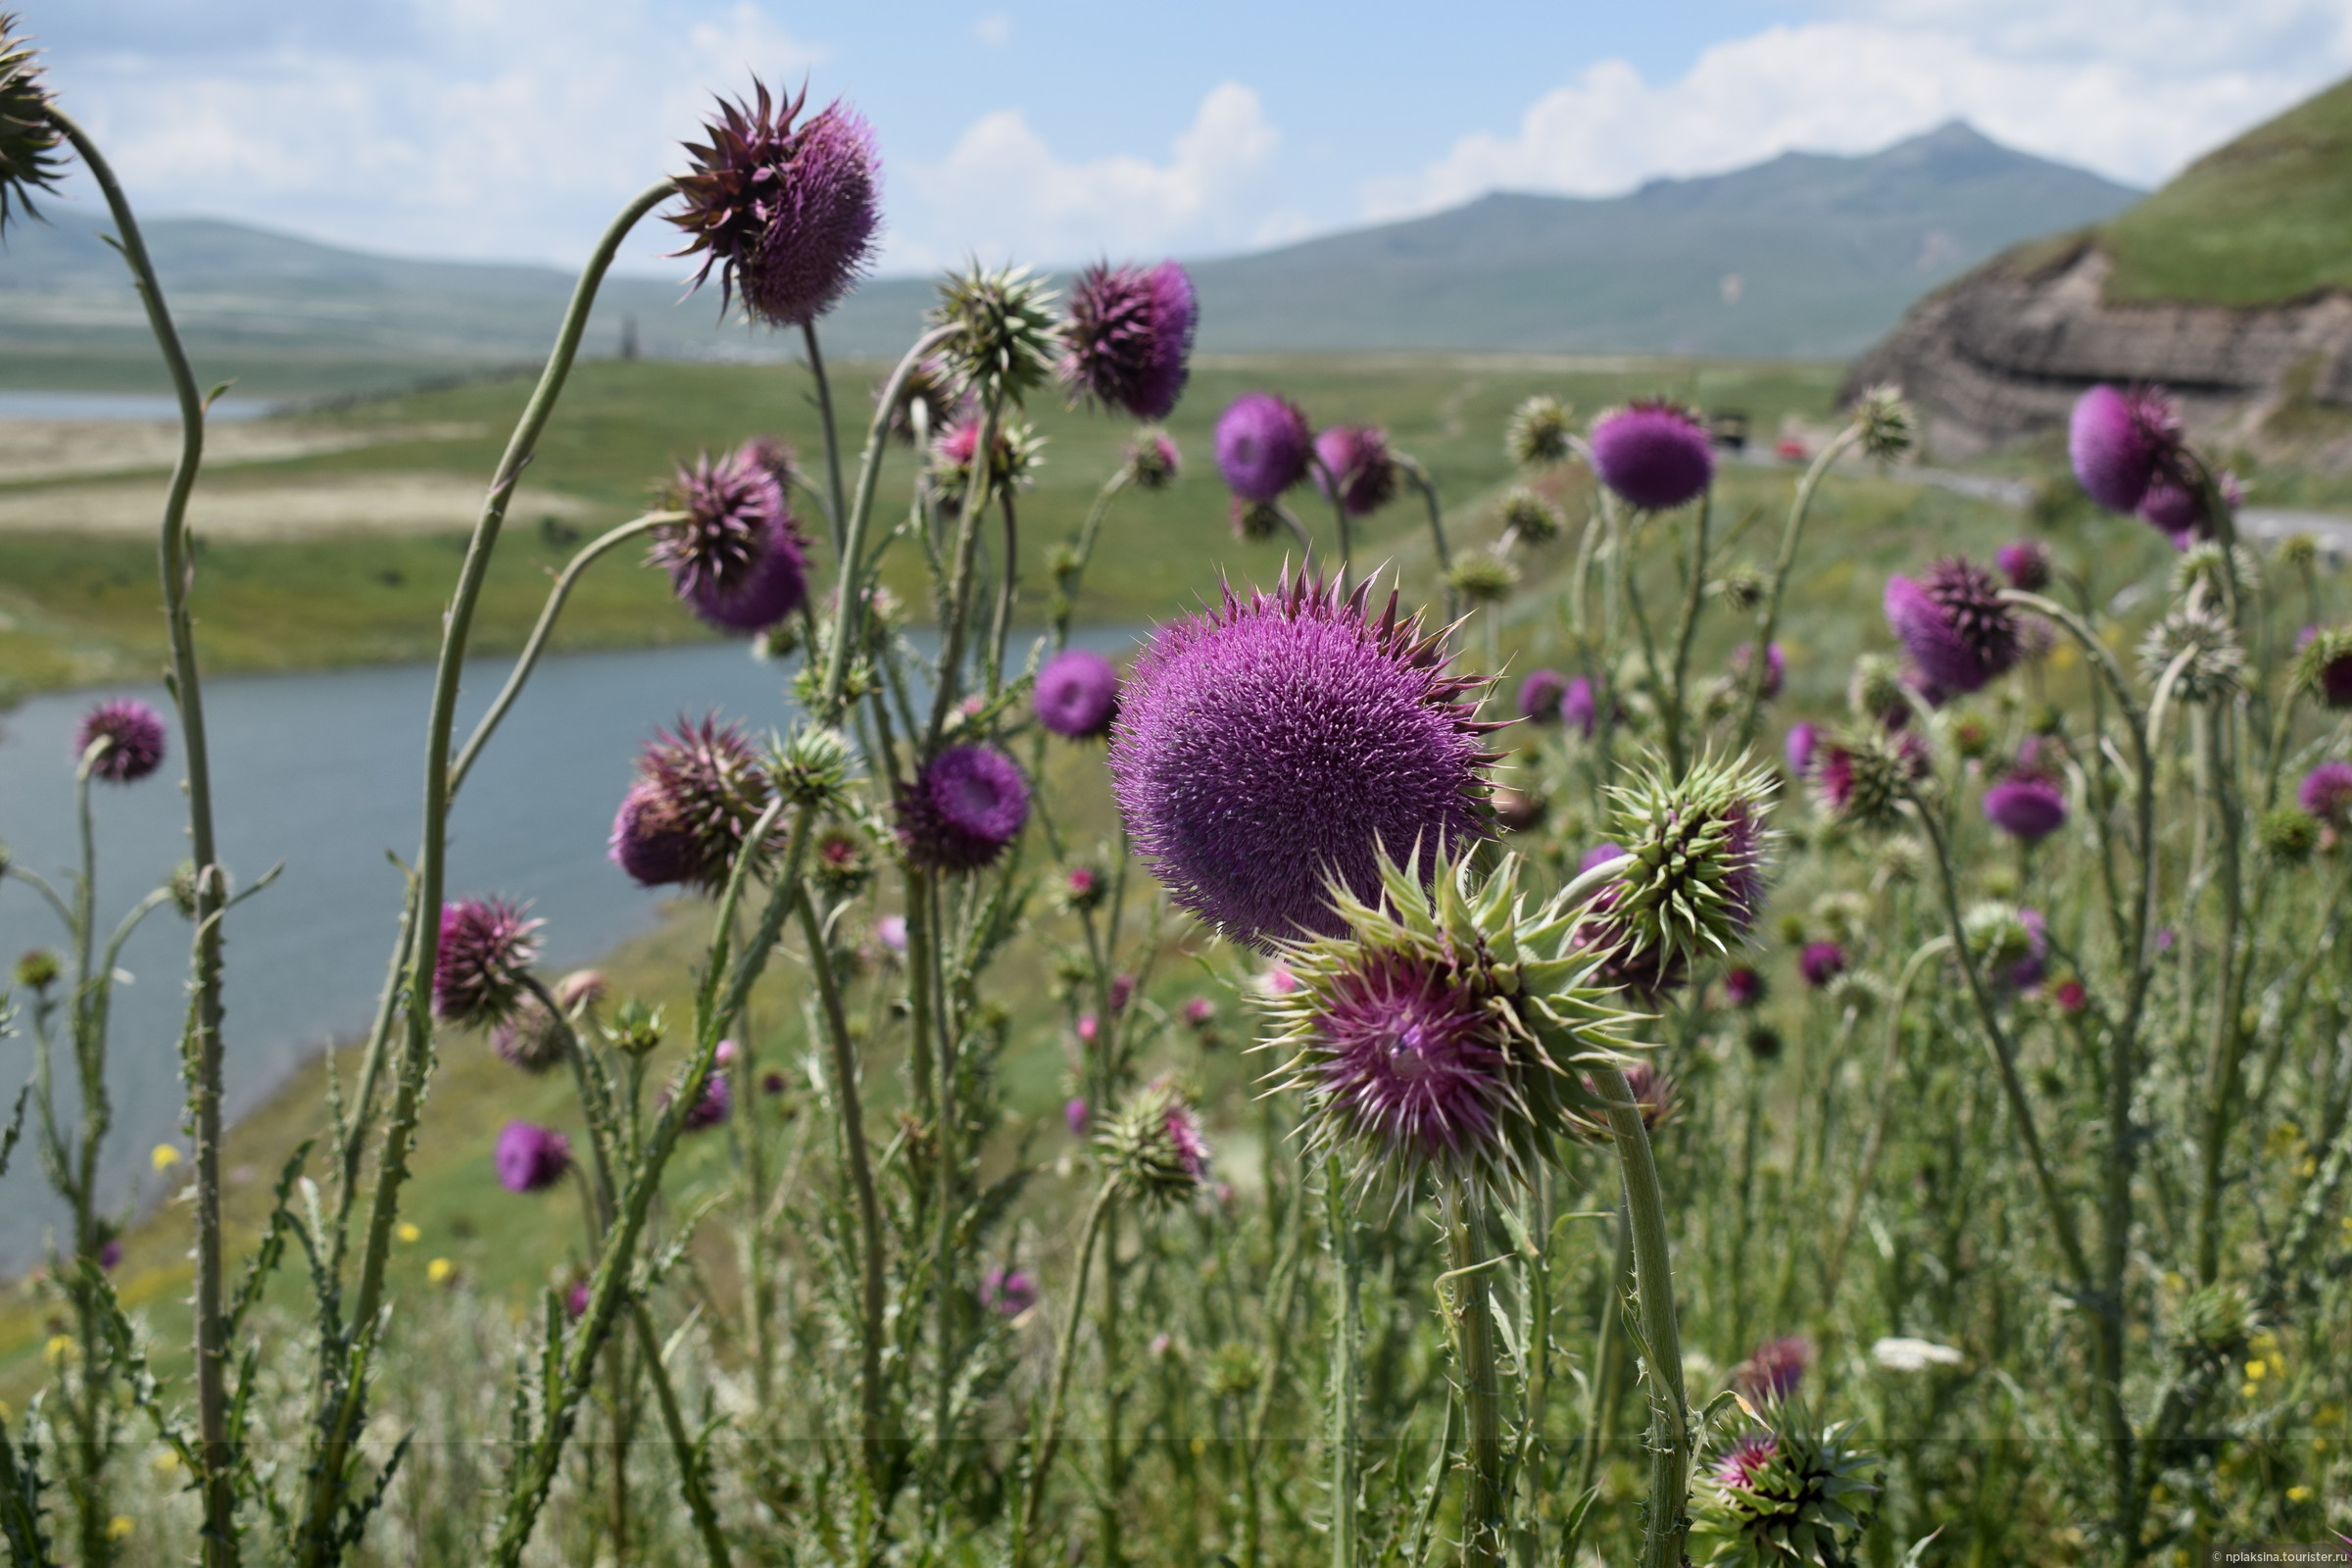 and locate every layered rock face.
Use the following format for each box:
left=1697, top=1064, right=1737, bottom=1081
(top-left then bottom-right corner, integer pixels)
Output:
left=1843, top=238, right=2352, bottom=459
